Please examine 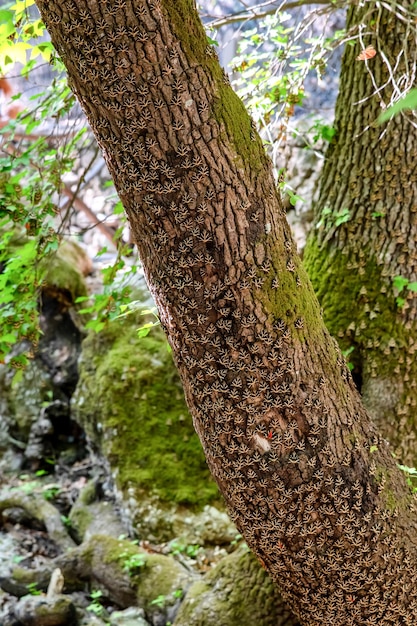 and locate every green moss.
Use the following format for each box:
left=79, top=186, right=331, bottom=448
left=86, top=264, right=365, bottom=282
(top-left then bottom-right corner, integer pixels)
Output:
left=68, top=505, right=94, bottom=541
left=256, top=240, right=328, bottom=348
left=83, top=535, right=191, bottom=613
left=72, top=316, right=218, bottom=506
left=174, top=549, right=288, bottom=626
left=78, top=480, right=97, bottom=506
left=161, top=0, right=207, bottom=64
left=303, top=236, right=405, bottom=374
left=213, top=84, right=269, bottom=176
left=304, top=235, right=417, bottom=463
left=39, top=240, right=88, bottom=302
left=93, top=535, right=141, bottom=567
